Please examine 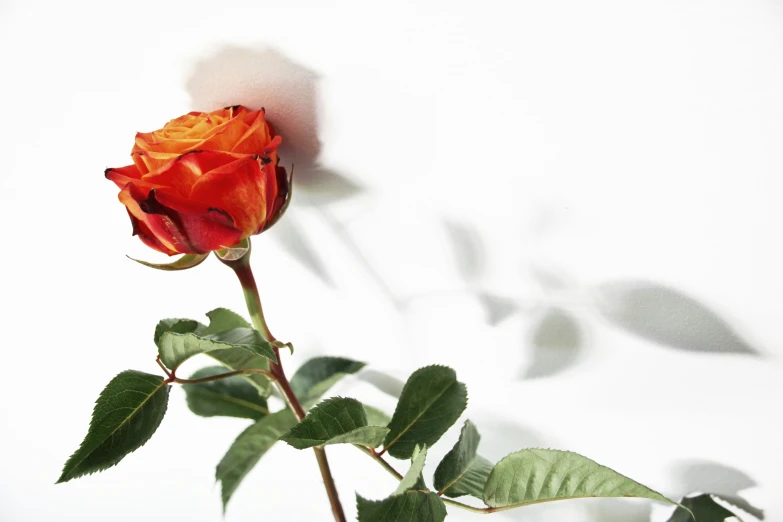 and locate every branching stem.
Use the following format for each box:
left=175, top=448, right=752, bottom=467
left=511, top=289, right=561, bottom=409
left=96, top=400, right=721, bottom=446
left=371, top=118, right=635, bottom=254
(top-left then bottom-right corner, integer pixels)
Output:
left=221, top=250, right=347, bottom=522
left=357, top=447, right=502, bottom=514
